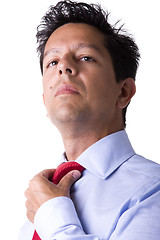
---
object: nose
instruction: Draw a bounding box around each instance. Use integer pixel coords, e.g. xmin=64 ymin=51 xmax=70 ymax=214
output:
xmin=59 ymin=68 xmax=72 ymax=74
xmin=58 ymin=55 xmax=78 ymax=76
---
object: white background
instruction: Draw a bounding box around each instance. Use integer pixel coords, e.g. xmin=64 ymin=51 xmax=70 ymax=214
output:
xmin=0 ymin=0 xmax=159 ymax=239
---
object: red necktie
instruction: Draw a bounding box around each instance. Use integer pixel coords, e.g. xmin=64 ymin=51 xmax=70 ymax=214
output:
xmin=32 ymin=161 xmax=85 ymax=240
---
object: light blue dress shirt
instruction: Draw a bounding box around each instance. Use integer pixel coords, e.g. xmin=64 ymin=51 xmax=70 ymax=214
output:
xmin=19 ymin=130 xmax=160 ymax=240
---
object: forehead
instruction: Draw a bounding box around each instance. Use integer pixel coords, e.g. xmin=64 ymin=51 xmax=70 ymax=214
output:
xmin=44 ymin=23 xmax=106 ymax=52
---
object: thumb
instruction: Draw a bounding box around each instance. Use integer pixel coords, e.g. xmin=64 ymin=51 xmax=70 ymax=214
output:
xmin=59 ymin=170 xmax=81 ymax=191
xmin=71 ymin=170 xmax=82 ymax=181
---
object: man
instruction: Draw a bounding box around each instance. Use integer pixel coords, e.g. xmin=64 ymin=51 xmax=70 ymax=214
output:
xmin=19 ymin=0 xmax=160 ymax=239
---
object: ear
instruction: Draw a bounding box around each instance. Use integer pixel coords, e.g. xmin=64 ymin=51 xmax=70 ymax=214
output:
xmin=117 ymin=78 xmax=136 ymax=109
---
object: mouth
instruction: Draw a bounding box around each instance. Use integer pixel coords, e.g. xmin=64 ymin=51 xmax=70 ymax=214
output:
xmin=55 ymin=84 xmax=80 ymax=97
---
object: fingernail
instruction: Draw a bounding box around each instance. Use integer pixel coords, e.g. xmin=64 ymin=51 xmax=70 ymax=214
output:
xmin=72 ymin=170 xmax=81 ymax=180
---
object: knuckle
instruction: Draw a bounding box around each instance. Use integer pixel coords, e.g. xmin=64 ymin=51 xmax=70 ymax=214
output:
xmin=65 ymin=171 xmax=75 ymax=182
xmin=28 ymin=178 xmax=33 ymax=187
xmin=32 ymin=174 xmax=40 ymax=182
xmin=41 ymin=168 xmax=50 ymax=174
xmin=25 ymin=201 xmax=35 ymax=223
xmin=29 ymin=175 xmax=41 ymax=187
xmin=65 ymin=174 xmax=72 ymax=183
xmin=58 ymin=172 xmax=73 ymax=189
xmin=25 ymin=200 xmax=29 ymax=208
xmin=24 ymin=189 xmax=28 ymax=198
xmin=26 ymin=210 xmax=32 ymax=222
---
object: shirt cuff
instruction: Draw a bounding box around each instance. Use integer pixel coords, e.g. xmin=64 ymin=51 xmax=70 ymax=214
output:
xmin=34 ymin=197 xmax=83 ymax=240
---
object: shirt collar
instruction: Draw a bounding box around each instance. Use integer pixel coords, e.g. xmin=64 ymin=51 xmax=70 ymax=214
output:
xmin=61 ymin=130 xmax=135 ymax=179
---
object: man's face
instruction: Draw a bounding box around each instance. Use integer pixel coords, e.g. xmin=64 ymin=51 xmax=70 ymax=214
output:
xmin=43 ymin=23 xmax=122 ymax=131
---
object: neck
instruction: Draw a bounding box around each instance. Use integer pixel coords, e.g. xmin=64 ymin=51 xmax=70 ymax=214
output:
xmin=59 ymin=123 xmax=124 ymax=161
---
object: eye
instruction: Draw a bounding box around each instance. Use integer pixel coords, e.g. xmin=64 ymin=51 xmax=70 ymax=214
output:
xmin=80 ymin=56 xmax=95 ymax=62
xmin=47 ymin=60 xmax=58 ymax=68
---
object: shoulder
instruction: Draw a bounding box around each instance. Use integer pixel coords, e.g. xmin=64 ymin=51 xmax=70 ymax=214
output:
xmin=125 ymin=154 xmax=160 ymax=180
xmin=120 ymin=155 xmax=160 ymax=202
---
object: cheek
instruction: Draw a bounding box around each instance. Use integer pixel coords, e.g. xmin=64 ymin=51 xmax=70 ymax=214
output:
xmin=42 ymin=76 xmax=58 ymax=110
xmin=43 ymin=74 xmax=48 ymax=89
xmin=43 ymin=70 xmax=57 ymax=87
xmin=87 ymin=77 xmax=119 ymax=108
xmin=42 ymin=81 xmax=49 ymax=102
xmin=42 ymin=74 xmax=54 ymax=98
xmin=42 ymin=79 xmax=52 ymax=109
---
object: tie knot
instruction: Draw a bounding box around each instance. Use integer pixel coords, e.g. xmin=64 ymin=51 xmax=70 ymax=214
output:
xmin=52 ymin=161 xmax=85 ymax=184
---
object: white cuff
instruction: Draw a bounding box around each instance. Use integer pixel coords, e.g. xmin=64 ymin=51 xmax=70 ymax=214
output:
xmin=34 ymin=197 xmax=82 ymax=240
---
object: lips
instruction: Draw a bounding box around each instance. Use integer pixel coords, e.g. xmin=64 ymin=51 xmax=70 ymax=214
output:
xmin=55 ymin=84 xmax=80 ymax=96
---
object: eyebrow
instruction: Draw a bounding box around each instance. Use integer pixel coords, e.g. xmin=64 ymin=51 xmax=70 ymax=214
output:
xmin=43 ymin=43 xmax=102 ymax=59
xmin=74 ymin=43 xmax=102 ymax=53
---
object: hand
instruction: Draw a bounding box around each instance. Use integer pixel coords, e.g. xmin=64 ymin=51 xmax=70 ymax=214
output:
xmin=25 ymin=168 xmax=81 ymax=223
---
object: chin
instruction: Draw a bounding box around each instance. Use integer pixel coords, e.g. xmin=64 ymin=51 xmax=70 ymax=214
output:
xmin=50 ymin=108 xmax=78 ymax=123
xmin=49 ymin=105 xmax=90 ymax=126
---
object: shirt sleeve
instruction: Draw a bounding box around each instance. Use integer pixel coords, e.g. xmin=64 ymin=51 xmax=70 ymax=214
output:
xmin=18 ymin=220 xmax=35 ymax=240
xmin=34 ymin=180 xmax=160 ymax=240
xmin=109 ymin=179 xmax=160 ymax=240
xmin=34 ymin=197 xmax=100 ymax=240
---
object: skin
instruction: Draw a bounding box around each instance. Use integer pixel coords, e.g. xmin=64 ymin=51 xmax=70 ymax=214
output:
xmin=25 ymin=23 xmax=136 ymax=223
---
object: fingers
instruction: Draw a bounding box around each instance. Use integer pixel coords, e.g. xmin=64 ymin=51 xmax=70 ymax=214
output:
xmin=24 ymin=168 xmax=82 ymax=222
xmin=25 ymin=196 xmax=36 ymax=223
xmin=25 ymin=187 xmax=39 ymax=223
xmin=58 ymin=170 xmax=81 ymax=196
xmin=39 ymin=168 xmax=56 ymax=181
xmin=25 ymin=169 xmax=56 ymax=222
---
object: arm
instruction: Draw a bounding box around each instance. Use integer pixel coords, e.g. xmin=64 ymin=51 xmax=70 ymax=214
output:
xmin=34 ymin=197 xmax=100 ymax=240
xmin=25 ymin=168 xmax=81 ymax=223
xmin=33 ymin=181 xmax=160 ymax=240
xmin=25 ymin=170 xmax=160 ymax=240
xmin=25 ymin=169 xmax=100 ymax=239
xmin=109 ymin=179 xmax=160 ymax=240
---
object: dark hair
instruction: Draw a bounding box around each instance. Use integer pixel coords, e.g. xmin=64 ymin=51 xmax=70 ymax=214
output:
xmin=36 ymin=0 xmax=140 ymax=127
